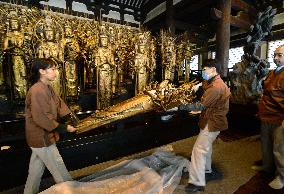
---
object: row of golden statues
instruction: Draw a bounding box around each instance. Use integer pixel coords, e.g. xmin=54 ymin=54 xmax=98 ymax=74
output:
xmin=0 ymin=3 xmax=194 ymax=110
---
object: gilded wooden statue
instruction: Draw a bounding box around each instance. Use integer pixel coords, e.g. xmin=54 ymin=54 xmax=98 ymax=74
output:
xmin=36 ymin=16 xmax=64 ymax=96
xmin=3 ymin=10 xmax=27 ymax=100
xmin=95 ymin=25 xmax=116 ymax=110
xmin=149 ymin=38 xmax=157 ymax=82
xmin=108 ymin=25 xmax=118 ymax=94
xmin=175 ymin=33 xmax=195 ymax=81
xmin=115 ymin=27 xmax=136 ymax=89
xmin=134 ymin=32 xmax=150 ymax=95
xmin=79 ymin=20 xmax=98 ymax=88
xmin=63 ymin=22 xmax=80 ymax=100
xmin=161 ymin=30 xmax=176 ymax=82
xmin=0 ymin=7 xmax=5 ymax=89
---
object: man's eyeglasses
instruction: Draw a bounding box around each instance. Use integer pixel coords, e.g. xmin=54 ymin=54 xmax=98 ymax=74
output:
xmin=273 ymin=53 xmax=284 ymax=58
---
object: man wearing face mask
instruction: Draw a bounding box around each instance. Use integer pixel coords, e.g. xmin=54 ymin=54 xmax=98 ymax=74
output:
xmin=252 ymin=45 xmax=284 ymax=189
xmin=178 ymin=59 xmax=231 ymax=192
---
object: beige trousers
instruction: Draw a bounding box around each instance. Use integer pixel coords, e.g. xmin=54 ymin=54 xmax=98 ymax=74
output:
xmin=189 ymin=125 xmax=220 ymax=186
xmin=23 ymin=144 xmax=72 ymax=194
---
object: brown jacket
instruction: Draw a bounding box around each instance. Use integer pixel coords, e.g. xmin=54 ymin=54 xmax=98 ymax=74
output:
xmin=25 ymin=81 xmax=70 ymax=148
xmin=199 ymin=75 xmax=231 ymax=132
xmin=258 ymin=68 xmax=284 ymax=125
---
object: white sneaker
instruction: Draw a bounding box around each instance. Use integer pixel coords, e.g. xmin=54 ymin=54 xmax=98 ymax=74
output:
xmin=269 ymin=176 xmax=284 ymax=189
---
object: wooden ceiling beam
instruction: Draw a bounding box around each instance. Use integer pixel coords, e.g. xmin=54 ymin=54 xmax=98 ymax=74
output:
xmin=141 ymin=0 xmax=164 ymax=21
xmin=143 ymin=11 xmax=169 ymax=33
xmin=128 ymin=0 xmax=134 ymax=6
xmin=134 ymin=0 xmax=141 ymax=7
xmin=145 ymin=20 xmax=166 ymax=32
xmin=138 ymin=0 xmax=144 ymax=8
xmin=175 ymin=20 xmax=206 ymax=32
xmin=106 ymin=0 xmax=140 ymax=11
xmin=175 ymin=0 xmax=213 ymax=17
xmin=143 ymin=0 xmax=164 ymax=11
xmin=131 ymin=0 xmax=137 ymax=7
xmin=211 ymin=8 xmax=252 ymax=30
xmin=231 ymin=0 xmax=257 ymax=15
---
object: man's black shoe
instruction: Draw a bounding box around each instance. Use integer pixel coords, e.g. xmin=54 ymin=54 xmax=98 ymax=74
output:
xmin=205 ymin=170 xmax=223 ymax=182
xmin=253 ymin=159 xmax=262 ymax=166
xmin=251 ymin=160 xmax=264 ymax=171
xmin=251 ymin=160 xmax=276 ymax=174
xmin=184 ymin=183 xmax=205 ymax=193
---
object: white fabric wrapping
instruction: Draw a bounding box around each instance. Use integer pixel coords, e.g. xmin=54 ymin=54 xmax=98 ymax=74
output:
xmin=40 ymin=148 xmax=190 ymax=194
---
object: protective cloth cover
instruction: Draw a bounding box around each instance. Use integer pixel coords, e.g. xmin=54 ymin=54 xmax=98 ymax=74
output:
xmin=40 ymin=147 xmax=190 ymax=194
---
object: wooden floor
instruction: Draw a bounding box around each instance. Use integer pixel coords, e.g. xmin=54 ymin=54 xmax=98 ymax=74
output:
xmin=235 ymin=172 xmax=284 ymax=194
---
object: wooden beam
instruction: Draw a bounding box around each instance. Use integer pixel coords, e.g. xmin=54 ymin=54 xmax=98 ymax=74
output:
xmin=211 ymin=8 xmax=223 ymax=20
xmin=99 ymin=1 xmax=142 ymax=22
xmin=175 ymin=0 xmax=213 ymax=18
xmin=231 ymin=0 xmax=257 ymax=15
xmin=128 ymin=0 xmax=134 ymax=6
xmin=231 ymin=11 xmax=252 ymax=29
xmin=142 ymin=0 xmax=164 ymax=13
xmin=105 ymin=0 xmax=140 ymax=11
xmin=135 ymin=0 xmax=141 ymax=8
xmin=66 ymin=0 xmax=72 ymax=11
xmin=175 ymin=20 xmax=207 ymax=32
xmin=166 ymin=0 xmax=175 ymax=35
xmin=138 ymin=0 xmax=144 ymax=8
xmin=211 ymin=8 xmax=252 ymax=30
xmin=143 ymin=16 xmax=166 ymax=32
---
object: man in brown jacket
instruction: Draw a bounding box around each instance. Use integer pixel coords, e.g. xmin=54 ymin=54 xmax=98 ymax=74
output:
xmin=253 ymin=45 xmax=284 ymax=189
xmin=179 ymin=59 xmax=231 ymax=192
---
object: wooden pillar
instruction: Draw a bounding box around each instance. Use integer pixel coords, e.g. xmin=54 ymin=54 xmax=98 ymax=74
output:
xmin=201 ymin=46 xmax=209 ymax=67
xmin=198 ymin=54 xmax=202 ymax=70
xmin=29 ymin=0 xmax=39 ymax=6
xmin=259 ymin=41 xmax=268 ymax=59
xmin=66 ymin=0 xmax=72 ymax=11
xmin=119 ymin=5 xmax=125 ymax=22
xmin=166 ymin=0 xmax=175 ymax=35
xmin=185 ymin=59 xmax=190 ymax=82
xmin=216 ymin=0 xmax=231 ymax=77
xmin=208 ymin=51 xmax=215 ymax=59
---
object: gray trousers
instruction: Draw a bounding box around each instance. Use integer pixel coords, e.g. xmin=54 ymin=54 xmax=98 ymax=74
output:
xmin=23 ymin=144 xmax=72 ymax=194
xmin=260 ymin=121 xmax=284 ymax=179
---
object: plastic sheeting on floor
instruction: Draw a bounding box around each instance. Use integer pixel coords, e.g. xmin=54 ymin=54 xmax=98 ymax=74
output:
xmin=39 ymin=147 xmax=190 ymax=194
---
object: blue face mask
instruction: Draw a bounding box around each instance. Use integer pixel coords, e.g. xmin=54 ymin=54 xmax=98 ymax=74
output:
xmin=202 ymin=71 xmax=210 ymax=80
